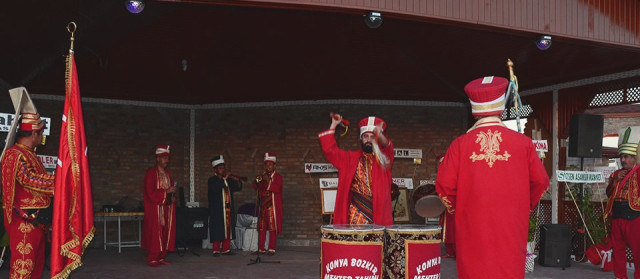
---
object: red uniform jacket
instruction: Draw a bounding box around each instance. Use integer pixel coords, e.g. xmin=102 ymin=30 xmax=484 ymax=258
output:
xmin=253 ymin=171 xmax=283 ymax=235
xmin=606 ymin=168 xmax=640 ymax=215
xmin=141 ymin=167 xmax=176 ymax=253
xmin=1 ymin=143 xmax=55 ymax=224
xmin=436 ymin=119 xmax=549 ymax=279
xmin=319 ymin=130 xmax=395 ymax=226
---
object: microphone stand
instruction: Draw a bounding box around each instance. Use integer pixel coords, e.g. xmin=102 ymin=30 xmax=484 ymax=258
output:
xmin=248 ymin=178 xmax=280 ymax=265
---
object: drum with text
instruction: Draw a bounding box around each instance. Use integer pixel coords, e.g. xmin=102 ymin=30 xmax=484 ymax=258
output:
xmin=384 ymin=225 xmax=442 ymax=279
xmin=321 ymin=224 xmax=385 ymax=278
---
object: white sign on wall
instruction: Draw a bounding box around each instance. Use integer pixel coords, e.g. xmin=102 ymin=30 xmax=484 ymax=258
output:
xmin=320 ymin=177 xmax=416 ymax=189
xmin=304 ymin=163 xmax=338 ymax=173
xmin=319 ymin=178 xmax=339 ymax=188
xmin=0 ymin=113 xmax=51 ymax=136
xmin=392 ymin=178 xmax=414 ymax=189
xmin=394 ymin=148 xmax=422 ymax=159
xmin=532 ymin=140 xmax=548 ymax=152
xmin=556 ymin=170 xmax=605 ymax=183
xmin=37 ymin=155 xmax=57 ymax=169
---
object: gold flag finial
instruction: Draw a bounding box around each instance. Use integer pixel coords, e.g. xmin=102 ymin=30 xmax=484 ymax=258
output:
xmin=507 ymin=58 xmax=523 ymax=132
xmin=507 ymin=59 xmax=518 ymax=91
xmin=67 ymin=22 xmax=77 ymax=52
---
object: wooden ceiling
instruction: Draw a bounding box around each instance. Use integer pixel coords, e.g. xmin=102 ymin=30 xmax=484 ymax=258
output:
xmin=1 ymin=0 xmax=640 ymax=105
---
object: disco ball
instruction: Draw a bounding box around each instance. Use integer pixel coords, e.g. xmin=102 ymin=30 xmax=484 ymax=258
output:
xmin=125 ymin=0 xmax=145 ymax=14
xmin=535 ymin=35 xmax=552 ymax=51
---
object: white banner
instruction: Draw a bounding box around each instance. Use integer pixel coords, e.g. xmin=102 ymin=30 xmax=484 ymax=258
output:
xmin=585 ymin=166 xmax=616 ymax=181
xmin=584 ymin=166 xmax=617 ymax=202
xmin=556 ymin=170 xmax=605 ymax=183
xmin=320 ymin=177 xmax=416 ymax=189
xmin=304 ymin=163 xmax=338 ymax=173
xmin=1 ymin=112 xmax=51 ymax=136
xmin=532 ymin=140 xmax=548 ymax=152
xmin=394 ymin=148 xmax=422 ymax=159
xmin=37 ymin=155 xmax=57 ymax=169
xmin=319 ymin=178 xmax=339 ymax=188
xmin=393 ymin=178 xmax=414 ymax=189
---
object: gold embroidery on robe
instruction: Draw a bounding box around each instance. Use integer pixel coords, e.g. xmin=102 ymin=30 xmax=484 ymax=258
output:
xmin=470 ymin=129 xmax=511 ymax=168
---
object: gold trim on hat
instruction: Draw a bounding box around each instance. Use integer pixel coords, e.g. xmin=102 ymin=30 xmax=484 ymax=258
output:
xmin=21 ymin=113 xmax=44 ymax=130
xmin=471 ymin=100 xmax=505 ymax=111
xmin=618 ymin=143 xmax=638 ymax=156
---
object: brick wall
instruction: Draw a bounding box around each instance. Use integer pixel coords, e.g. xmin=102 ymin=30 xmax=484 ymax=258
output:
xmin=604 ymin=116 xmax=640 ymax=135
xmin=9 ymin=98 xmax=468 ymax=246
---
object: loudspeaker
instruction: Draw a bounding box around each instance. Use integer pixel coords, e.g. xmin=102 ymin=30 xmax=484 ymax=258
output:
xmin=538 ymin=224 xmax=572 ymax=267
xmin=178 ymin=187 xmax=186 ymax=208
xmin=568 ymin=114 xmax=603 ymax=158
xmin=176 ymin=207 xmax=209 ymax=242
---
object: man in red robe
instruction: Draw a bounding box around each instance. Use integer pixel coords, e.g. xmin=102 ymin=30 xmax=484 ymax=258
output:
xmin=605 ymin=126 xmax=640 ymax=279
xmin=141 ymin=145 xmax=177 ymax=267
xmin=318 ymin=114 xmax=395 ymax=226
xmin=436 ymin=76 xmax=549 ymax=279
xmin=253 ymin=152 xmax=283 ymax=256
xmin=1 ymin=112 xmax=56 ymax=279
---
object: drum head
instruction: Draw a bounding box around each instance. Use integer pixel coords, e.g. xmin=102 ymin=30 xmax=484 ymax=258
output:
xmin=411 ymin=184 xmax=436 ymax=204
xmin=414 ymin=195 xmax=446 ymax=218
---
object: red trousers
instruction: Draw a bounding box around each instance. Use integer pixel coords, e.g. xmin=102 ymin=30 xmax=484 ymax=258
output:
xmin=6 ymin=218 xmax=46 ymax=279
xmin=611 ymin=217 xmax=640 ymax=279
xmin=147 ymin=250 xmax=168 ymax=264
xmin=258 ymin=230 xmax=277 ymax=252
xmin=212 ymin=239 xmax=231 ymax=253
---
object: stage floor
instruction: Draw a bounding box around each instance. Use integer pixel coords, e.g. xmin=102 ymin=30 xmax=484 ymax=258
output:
xmin=0 ymin=244 xmax=634 ymax=278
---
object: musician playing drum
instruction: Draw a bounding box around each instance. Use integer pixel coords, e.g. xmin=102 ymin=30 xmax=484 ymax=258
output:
xmin=318 ymin=114 xmax=395 ymax=226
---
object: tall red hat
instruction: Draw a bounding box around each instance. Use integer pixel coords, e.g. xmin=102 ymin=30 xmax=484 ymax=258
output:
xmin=19 ymin=112 xmax=45 ymax=132
xmin=264 ymin=152 xmax=276 ymax=163
xmin=358 ymin=116 xmax=386 ymax=137
xmin=464 ymin=76 xmax=508 ymax=116
xmin=155 ymin=145 xmax=170 ymax=157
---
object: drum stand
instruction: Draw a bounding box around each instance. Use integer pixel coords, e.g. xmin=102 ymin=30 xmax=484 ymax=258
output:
xmin=248 ymin=181 xmax=280 ymax=265
xmin=176 ymin=237 xmax=201 ymax=257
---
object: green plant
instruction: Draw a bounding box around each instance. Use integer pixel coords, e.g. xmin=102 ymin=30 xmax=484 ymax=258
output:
xmin=569 ymin=183 xmax=609 ymax=245
xmin=528 ymin=214 xmax=538 ymax=242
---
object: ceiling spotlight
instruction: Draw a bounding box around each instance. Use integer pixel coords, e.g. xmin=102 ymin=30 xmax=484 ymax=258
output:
xmin=535 ymin=35 xmax=552 ymax=50
xmin=364 ymin=11 xmax=383 ymax=29
xmin=125 ymin=0 xmax=145 ymax=14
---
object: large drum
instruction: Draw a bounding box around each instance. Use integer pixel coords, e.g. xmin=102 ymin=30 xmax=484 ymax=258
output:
xmin=412 ymin=184 xmax=446 ymax=218
xmin=321 ymin=224 xmax=385 ymax=278
xmin=384 ymin=225 xmax=442 ymax=279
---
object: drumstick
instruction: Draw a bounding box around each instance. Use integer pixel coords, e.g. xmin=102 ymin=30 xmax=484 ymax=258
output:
xmin=329 ymin=112 xmax=350 ymax=127
xmin=329 ymin=112 xmax=350 ymax=136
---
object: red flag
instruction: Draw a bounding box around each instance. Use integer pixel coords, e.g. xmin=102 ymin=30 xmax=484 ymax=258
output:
xmin=50 ymin=50 xmax=95 ymax=279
